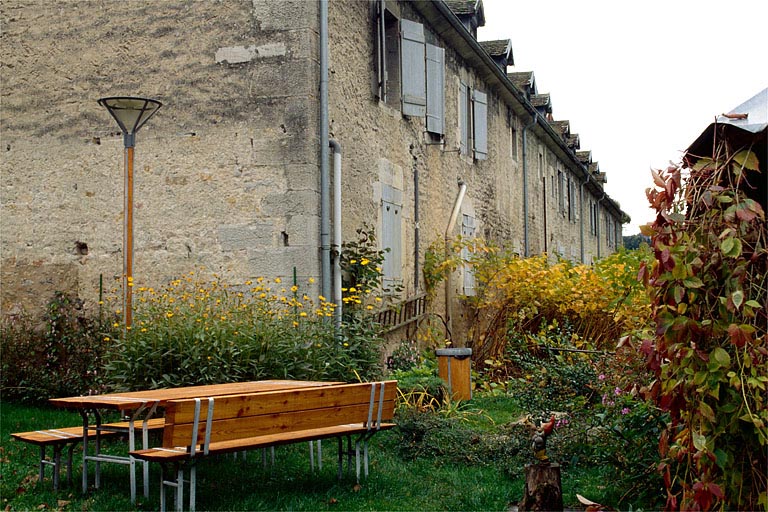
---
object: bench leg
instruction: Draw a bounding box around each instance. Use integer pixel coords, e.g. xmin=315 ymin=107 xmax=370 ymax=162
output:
xmin=66 ymin=444 xmax=76 ymax=488
xmin=309 ymin=440 xmax=323 ymax=471
xmin=52 ymin=445 xmax=62 ymax=490
xmin=38 ymin=446 xmax=46 ymax=483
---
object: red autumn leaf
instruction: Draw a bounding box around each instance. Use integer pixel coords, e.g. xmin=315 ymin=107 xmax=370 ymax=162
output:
xmin=708 ymin=482 xmax=725 ymax=499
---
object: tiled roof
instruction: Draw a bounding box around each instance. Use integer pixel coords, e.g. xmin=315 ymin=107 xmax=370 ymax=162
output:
xmin=531 ymin=93 xmax=551 ymax=110
xmin=576 ymin=150 xmax=592 ymax=164
xmin=549 ymin=120 xmax=570 ymax=137
xmin=444 ymin=0 xmax=479 ymax=15
xmin=565 ymin=133 xmax=580 ymax=151
xmin=507 ymin=71 xmax=534 ymax=91
xmin=479 ymin=39 xmax=511 ymax=57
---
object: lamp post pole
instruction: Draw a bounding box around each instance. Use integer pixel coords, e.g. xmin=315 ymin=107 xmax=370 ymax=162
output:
xmin=98 ymin=97 xmax=162 ymax=328
xmin=123 ymin=140 xmax=135 ymax=327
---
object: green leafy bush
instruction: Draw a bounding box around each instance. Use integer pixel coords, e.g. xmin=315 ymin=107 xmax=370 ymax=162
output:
xmin=1 ymin=292 xmax=115 ymax=403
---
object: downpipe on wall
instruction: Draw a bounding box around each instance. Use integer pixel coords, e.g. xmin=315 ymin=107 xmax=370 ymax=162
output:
xmin=521 ymin=114 xmax=538 ymax=257
xmin=330 ymin=139 xmax=342 ymax=330
xmin=444 ymin=180 xmax=467 ymax=342
xmin=320 ymin=0 xmax=331 ymax=301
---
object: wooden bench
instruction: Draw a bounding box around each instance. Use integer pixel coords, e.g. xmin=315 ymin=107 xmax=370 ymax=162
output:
xmin=131 ymin=380 xmax=397 ymax=512
xmin=11 ymin=417 xmax=165 ymax=490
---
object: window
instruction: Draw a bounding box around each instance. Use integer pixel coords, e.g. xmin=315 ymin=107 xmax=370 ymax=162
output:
xmin=375 ymin=2 xmax=400 ymax=109
xmin=558 ymin=168 xmax=566 ymax=214
xmin=589 ymin=200 xmax=598 ymax=236
xmin=381 ymin=184 xmax=403 ymax=289
xmin=375 ymin=5 xmax=445 ymax=134
xmin=461 ymin=214 xmax=476 ymax=296
xmin=459 ymin=82 xmax=488 ymax=160
xmin=511 ymin=125 xmax=518 ymax=161
xmin=507 ymin=109 xmax=518 ymax=161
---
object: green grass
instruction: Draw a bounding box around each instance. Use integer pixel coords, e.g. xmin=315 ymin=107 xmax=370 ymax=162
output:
xmin=1 ymin=400 xmax=521 ymax=511
xmin=1 ymin=397 xmax=658 ymax=511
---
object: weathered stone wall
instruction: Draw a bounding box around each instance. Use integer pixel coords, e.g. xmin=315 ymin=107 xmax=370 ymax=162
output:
xmin=1 ymin=0 xmax=321 ymax=316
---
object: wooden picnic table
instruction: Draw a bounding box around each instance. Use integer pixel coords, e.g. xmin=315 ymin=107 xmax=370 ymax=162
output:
xmin=49 ymin=379 xmax=343 ymax=502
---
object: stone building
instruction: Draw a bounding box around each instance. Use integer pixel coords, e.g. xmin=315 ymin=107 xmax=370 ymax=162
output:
xmin=1 ymin=0 xmax=628 ymax=339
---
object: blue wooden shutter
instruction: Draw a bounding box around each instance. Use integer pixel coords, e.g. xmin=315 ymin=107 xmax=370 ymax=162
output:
xmin=472 ymin=89 xmax=488 ymax=160
xmin=459 ymin=82 xmax=468 ymax=155
xmin=425 ymin=44 xmax=445 ymax=134
xmin=400 ymin=19 xmax=426 ymax=117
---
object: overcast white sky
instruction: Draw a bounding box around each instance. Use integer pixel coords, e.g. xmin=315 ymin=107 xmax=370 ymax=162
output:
xmin=479 ymin=0 xmax=768 ymax=234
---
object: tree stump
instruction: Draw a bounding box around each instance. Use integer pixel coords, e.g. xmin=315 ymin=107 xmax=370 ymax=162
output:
xmin=520 ymin=463 xmax=563 ymax=511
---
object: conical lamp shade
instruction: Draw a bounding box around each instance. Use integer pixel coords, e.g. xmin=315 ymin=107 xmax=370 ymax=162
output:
xmin=98 ymin=97 xmax=162 ymax=135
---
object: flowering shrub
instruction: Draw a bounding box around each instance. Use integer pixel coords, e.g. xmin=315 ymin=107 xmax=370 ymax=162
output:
xmin=104 ymin=270 xmax=384 ymax=391
xmin=464 ymin=246 xmax=652 ymax=365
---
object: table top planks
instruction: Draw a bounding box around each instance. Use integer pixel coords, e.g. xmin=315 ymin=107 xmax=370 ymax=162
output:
xmin=49 ymin=380 xmax=344 ymax=411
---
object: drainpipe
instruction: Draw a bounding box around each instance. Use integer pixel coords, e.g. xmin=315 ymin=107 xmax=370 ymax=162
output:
xmin=414 ymin=161 xmax=420 ymax=291
xmin=521 ymin=114 xmax=537 ymax=257
xmin=444 ymin=180 xmax=467 ymax=342
xmin=330 ymin=139 xmax=342 ymax=329
xmin=319 ymin=0 xmax=331 ymax=301
xmin=579 ymin=176 xmax=587 ymax=263
xmin=542 ymin=177 xmax=548 ymax=254
xmin=596 ymin=192 xmax=606 ymax=259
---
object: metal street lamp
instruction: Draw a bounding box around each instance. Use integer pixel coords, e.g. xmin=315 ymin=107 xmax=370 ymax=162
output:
xmin=98 ymin=96 xmax=162 ymax=328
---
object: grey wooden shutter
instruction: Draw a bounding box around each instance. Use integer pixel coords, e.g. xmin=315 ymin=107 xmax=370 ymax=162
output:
xmin=382 ymin=184 xmax=403 ymax=287
xmin=425 ymin=44 xmax=445 ymax=134
xmin=400 ymin=19 xmax=426 ymax=117
xmin=461 ymin=214 xmax=476 ymax=296
xmin=459 ymin=82 xmax=468 ymax=155
xmin=472 ymin=89 xmax=488 ymax=160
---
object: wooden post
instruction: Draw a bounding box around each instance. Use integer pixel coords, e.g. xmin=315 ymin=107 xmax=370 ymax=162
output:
xmin=520 ymin=463 xmax=563 ymax=511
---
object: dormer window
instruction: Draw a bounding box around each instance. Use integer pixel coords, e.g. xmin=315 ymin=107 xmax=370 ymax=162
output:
xmin=444 ymin=0 xmax=486 ymax=38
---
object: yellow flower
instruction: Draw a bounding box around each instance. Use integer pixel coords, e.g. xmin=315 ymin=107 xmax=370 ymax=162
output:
xmin=166 ymin=312 xmax=174 ymax=319
xmin=293 ymin=321 xmax=299 ymax=328
xmin=113 ymin=322 xmax=120 ymax=328
xmin=141 ymin=328 xmax=147 ymax=333
xmin=350 ymin=287 xmax=357 ymax=293
xmin=274 ymin=277 xmax=282 ymax=283
xmin=366 ymin=305 xmax=374 ymax=310
xmin=299 ymin=311 xmax=307 ymax=317
xmin=103 ymin=336 xmax=110 ymax=341
xmin=361 ymin=258 xmax=370 ymax=265
xmin=291 ymin=285 xmax=298 ymax=293
xmin=259 ymin=293 xmax=267 ymax=299
xmin=375 ymin=297 xmax=382 ymax=302
xmin=319 ymin=295 xmax=326 ymax=302
xmin=343 ymin=343 xmax=349 ymax=347
xmin=98 ymin=300 xmax=104 ymax=305
xmin=308 ymin=277 xmax=315 ymax=284
xmin=245 ymin=280 xmax=253 ymax=286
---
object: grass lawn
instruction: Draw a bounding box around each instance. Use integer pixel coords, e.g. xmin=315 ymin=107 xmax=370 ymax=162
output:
xmin=1 ymin=398 xmax=630 ymax=511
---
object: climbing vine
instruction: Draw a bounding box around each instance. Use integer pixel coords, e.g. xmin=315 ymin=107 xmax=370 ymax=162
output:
xmin=640 ymin=142 xmax=767 ymax=511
